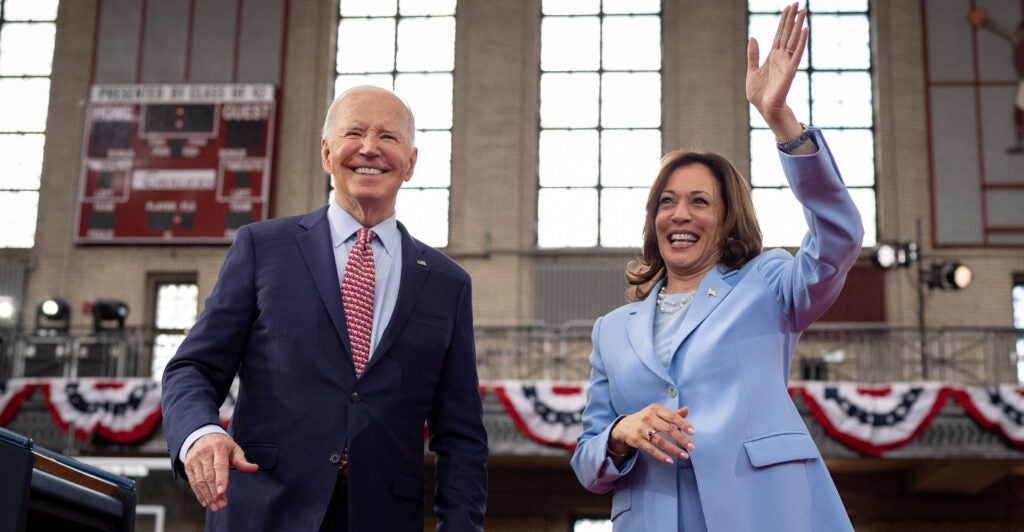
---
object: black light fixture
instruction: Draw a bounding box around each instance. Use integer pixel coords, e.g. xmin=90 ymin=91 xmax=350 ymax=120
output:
xmin=924 ymin=261 xmax=973 ymax=290
xmin=92 ymin=299 xmax=129 ymax=332
xmin=35 ymin=298 xmax=71 ymax=336
xmin=871 ymin=241 xmax=918 ymax=269
xmin=0 ymin=295 xmax=14 ymax=325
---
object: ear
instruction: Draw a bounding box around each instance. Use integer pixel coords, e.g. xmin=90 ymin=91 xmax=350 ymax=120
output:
xmin=320 ymin=138 xmax=332 ymax=175
xmin=404 ymin=147 xmax=418 ymax=183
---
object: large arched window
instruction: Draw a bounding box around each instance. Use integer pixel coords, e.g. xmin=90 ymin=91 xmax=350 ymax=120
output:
xmin=333 ymin=0 xmax=456 ymax=247
xmin=537 ymin=0 xmax=662 ymax=248
xmin=748 ymin=0 xmax=876 ymax=248
xmin=0 ymin=0 xmax=57 ymax=248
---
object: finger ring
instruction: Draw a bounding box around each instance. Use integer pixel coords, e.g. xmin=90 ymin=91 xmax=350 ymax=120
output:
xmin=785 ymin=48 xmax=795 ymax=54
xmin=647 ymin=430 xmax=656 ymax=442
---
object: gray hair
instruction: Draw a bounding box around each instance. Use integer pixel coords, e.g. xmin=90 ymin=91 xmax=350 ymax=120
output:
xmin=321 ymin=85 xmax=416 ymax=144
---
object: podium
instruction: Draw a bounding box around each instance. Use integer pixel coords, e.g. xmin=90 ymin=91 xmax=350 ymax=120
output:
xmin=0 ymin=428 xmax=137 ymax=531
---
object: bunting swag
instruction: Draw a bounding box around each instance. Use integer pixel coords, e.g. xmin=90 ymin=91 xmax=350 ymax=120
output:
xmin=798 ymin=382 xmax=952 ymax=457
xmin=0 ymin=379 xmax=33 ymax=426
xmin=492 ymin=380 xmax=587 ymax=450
xmin=40 ymin=378 xmax=163 ymax=443
xmin=953 ymin=385 xmax=1024 ymax=448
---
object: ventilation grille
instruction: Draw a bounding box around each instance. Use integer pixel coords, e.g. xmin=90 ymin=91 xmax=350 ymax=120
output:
xmin=533 ymin=264 xmax=628 ymax=325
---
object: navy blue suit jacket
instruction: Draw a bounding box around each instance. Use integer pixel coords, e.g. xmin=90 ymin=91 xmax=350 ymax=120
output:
xmin=162 ymin=206 xmax=488 ymax=531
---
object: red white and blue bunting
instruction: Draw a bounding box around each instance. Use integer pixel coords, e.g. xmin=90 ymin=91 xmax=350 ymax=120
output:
xmin=492 ymin=380 xmax=587 ymax=450
xmin=2 ymin=378 xmax=1024 ymax=455
xmin=796 ymin=382 xmax=952 ymax=456
xmin=953 ymin=384 xmax=1024 ymax=448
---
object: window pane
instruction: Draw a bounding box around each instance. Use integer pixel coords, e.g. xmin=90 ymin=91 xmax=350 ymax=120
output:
xmin=748 ymin=0 xmax=794 ymax=12
xmin=602 ymin=0 xmax=659 ymax=15
xmin=151 ymin=333 xmax=186 ymax=381
xmin=602 ymin=16 xmax=660 ymax=71
xmin=811 ymin=71 xmax=873 ymax=127
xmin=540 ymin=73 xmax=600 ymax=128
xmin=539 ymin=130 xmax=599 ymax=187
xmin=3 ymin=0 xmax=58 ymax=20
xmin=335 ymin=74 xmax=395 ymax=97
xmin=848 ymin=188 xmax=875 ymax=247
xmin=396 ymin=188 xmax=448 ymax=247
xmin=410 ymin=130 xmax=451 ymax=187
xmin=808 ymin=0 xmax=869 ymax=13
xmin=0 ymin=23 xmax=56 ymax=76
xmin=541 ymin=17 xmax=600 ymax=71
xmin=397 ymin=17 xmax=455 ymax=72
xmin=538 ymin=188 xmax=598 ymax=247
xmin=340 ymin=0 xmax=397 ymax=17
xmin=753 ymin=188 xmax=805 ymax=248
xmin=600 ymin=129 xmax=661 ymax=187
xmin=750 ymin=129 xmax=786 ymax=187
xmin=600 ymin=188 xmax=647 ymax=247
xmin=601 ymin=72 xmax=660 ymax=128
xmin=0 ymin=191 xmax=38 ymax=247
xmin=0 ymin=134 xmax=44 ymax=189
xmin=820 ymin=128 xmax=875 ymax=186
xmin=542 ymin=0 xmax=599 ymax=16
xmin=0 ymin=78 xmax=51 ymax=132
xmin=396 ymin=73 xmax=452 ymax=129
xmin=155 ymin=284 xmax=199 ymax=330
xmin=400 ymin=0 xmax=456 ymax=16
xmin=337 ymin=18 xmax=397 ymax=73
xmin=811 ymin=15 xmax=870 ymax=70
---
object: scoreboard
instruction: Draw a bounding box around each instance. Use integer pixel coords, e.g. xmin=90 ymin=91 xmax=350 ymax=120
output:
xmin=75 ymin=84 xmax=276 ymax=244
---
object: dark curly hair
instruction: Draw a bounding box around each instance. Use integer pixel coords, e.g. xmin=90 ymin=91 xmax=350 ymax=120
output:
xmin=625 ymin=150 xmax=763 ymax=302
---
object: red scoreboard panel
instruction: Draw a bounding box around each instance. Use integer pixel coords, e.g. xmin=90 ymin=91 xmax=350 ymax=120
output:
xmin=76 ymin=84 xmax=276 ymax=244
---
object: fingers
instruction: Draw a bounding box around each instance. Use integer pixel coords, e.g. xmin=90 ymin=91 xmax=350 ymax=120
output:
xmin=184 ymin=434 xmax=251 ymax=512
xmin=613 ymin=404 xmax=697 ymax=464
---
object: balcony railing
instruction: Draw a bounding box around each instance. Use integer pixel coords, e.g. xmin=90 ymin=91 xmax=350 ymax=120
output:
xmin=1 ymin=323 xmax=1021 ymax=384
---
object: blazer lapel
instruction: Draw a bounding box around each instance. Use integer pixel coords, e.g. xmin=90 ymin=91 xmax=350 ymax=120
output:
xmin=667 ymin=265 xmax=739 ymax=356
xmin=625 ymin=283 xmax=673 ymax=383
xmin=364 ymin=222 xmax=429 ymax=373
xmin=295 ymin=207 xmax=351 ymax=357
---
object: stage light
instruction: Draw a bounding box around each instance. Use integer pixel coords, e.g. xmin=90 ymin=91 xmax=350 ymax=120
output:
xmin=92 ymin=299 xmax=129 ymax=332
xmin=926 ymin=262 xmax=973 ymax=290
xmin=35 ymin=298 xmax=71 ymax=336
xmin=871 ymin=241 xmax=917 ymax=269
xmin=0 ymin=296 xmax=13 ymax=322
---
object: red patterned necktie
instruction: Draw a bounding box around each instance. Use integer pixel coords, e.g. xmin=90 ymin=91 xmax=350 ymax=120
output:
xmin=342 ymin=228 xmax=375 ymax=378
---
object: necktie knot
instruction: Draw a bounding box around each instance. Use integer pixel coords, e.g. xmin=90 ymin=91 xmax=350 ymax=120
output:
xmin=356 ymin=228 xmax=375 ymax=246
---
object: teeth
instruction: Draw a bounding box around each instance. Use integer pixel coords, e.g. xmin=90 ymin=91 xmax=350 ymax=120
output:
xmin=353 ymin=167 xmax=383 ymax=175
xmin=671 ymin=233 xmax=697 ymax=242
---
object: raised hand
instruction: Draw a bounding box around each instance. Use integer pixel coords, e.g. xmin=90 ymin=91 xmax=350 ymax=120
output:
xmin=746 ymin=3 xmax=807 ymax=138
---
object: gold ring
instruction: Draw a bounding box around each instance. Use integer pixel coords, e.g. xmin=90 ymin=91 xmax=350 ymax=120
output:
xmin=785 ymin=48 xmax=795 ymax=54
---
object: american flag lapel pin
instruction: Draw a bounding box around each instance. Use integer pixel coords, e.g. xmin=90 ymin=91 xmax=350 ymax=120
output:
xmin=707 ymin=289 xmax=717 ymax=297
xmin=416 ymin=259 xmax=427 ymax=266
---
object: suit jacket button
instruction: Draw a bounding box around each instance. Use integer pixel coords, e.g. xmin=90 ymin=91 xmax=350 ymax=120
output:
xmin=350 ymin=392 xmax=360 ymax=403
xmin=329 ymin=452 xmax=341 ymax=464
xmin=667 ymin=386 xmax=678 ymax=398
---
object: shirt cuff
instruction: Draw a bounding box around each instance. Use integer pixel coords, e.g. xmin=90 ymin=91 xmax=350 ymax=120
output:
xmin=179 ymin=424 xmax=229 ymax=464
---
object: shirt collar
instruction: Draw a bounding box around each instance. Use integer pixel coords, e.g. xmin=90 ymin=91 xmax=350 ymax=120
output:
xmin=327 ymin=201 xmax=400 ymax=257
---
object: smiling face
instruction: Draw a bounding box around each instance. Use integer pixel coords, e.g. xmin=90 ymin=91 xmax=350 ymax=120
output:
xmin=654 ymin=162 xmax=725 ymax=289
xmin=321 ymin=86 xmax=418 ymax=226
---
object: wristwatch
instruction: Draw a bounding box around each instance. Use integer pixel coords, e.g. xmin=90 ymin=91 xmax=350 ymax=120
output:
xmin=777 ymin=123 xmax=812 ymax=152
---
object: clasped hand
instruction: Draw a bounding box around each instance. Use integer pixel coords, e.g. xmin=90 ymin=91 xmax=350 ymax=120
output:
xmin=609 ymin=404 xmax=695 ymax=464
xmin=183 ymin=433 xmax=258 ymax=511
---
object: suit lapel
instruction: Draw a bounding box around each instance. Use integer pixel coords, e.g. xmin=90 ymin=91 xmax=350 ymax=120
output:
xmin=667 ymin=266 xmax=739 ymax=357
xmin=626 ymin=283 xmax=673 ymax=383
xmin=365 ymin=222 xmax=429 ymax=374
xmin=295 ymin=207 xmax=352 ymax=358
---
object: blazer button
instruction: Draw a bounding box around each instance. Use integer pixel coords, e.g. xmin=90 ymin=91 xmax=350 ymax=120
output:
xmin=667 ymin=386 xmax=678 ymax=398
xmin=329 ymin=452 xmax=341 ymax=464
xmin=350 ymin=392 xmax=360 ymax=403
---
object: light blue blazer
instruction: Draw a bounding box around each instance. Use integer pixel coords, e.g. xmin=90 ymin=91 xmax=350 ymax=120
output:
xmin=571 ymin=129 xmax=863 ymax=531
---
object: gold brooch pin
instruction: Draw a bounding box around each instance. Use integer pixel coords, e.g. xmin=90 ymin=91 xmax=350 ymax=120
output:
xmin=707 ymin=289 xmax=717 ymax=297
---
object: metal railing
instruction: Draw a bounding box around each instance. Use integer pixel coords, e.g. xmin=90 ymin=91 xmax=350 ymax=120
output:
xmin=1 ymin=323 xmax=1021 ymax=384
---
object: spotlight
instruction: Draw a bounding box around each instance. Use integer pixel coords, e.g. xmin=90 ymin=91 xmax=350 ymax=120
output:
xmin=35 ymin=298 xmax=71 ymax=336
xmin=872 ymin=241 xmax=918 ymax=269
xmin=925 ymin=262 xmax=973 ymax=290
xmin=92 ymin=299 xmax=129 ymax=332
xmin=0 ymin=295 xmax=14 ymax=322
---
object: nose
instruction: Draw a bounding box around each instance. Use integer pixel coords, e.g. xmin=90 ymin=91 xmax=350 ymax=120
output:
xmin=670 ymin=202 xmax=690 ymax=223
xmin=359 ymin=134 xmax=381 ymax=155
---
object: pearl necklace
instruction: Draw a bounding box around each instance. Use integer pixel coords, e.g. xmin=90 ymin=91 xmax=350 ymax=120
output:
xmin=656 ymin=286 xmax=696 ymax=314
